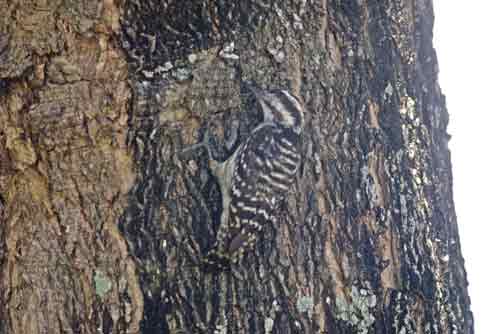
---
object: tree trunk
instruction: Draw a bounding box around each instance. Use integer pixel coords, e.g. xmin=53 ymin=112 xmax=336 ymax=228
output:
xmin=0 ymin=0 xmax=473 ymax=333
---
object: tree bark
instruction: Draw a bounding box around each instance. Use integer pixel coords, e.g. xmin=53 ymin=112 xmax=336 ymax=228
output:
xmin=0 ymin=1 xmax=473 ymax=333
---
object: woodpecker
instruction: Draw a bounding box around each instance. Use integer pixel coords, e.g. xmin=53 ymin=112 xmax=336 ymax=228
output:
xmin=187 ymin=87 xmax=305 ymax=270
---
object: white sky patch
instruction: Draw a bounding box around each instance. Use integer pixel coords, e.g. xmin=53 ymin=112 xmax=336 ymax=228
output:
xmin=433 ymin=2 xmax=500 ymax=333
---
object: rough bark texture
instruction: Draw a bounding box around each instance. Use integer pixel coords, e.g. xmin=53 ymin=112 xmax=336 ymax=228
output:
xmin=0 ymin=1 xmax=473 ymax=334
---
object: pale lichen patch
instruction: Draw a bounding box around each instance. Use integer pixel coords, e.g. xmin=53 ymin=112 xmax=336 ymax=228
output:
xmin=94 ymin=270 xmax=112 ymax=298
xmin=334 ymin=285 xmax=377 ymax=334
xmin=296 ymin=294 xmax=315 ymax=318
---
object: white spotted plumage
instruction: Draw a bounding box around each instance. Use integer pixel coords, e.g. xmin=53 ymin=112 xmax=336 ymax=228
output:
xmin=201 ymin=88 xmax=305 ymax=269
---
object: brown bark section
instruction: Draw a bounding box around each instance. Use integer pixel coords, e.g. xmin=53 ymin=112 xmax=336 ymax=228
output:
xmin=0 ymin=1 xmax=473 ymax=334
xmin=0 ymin=1 xmax=143 ymax=333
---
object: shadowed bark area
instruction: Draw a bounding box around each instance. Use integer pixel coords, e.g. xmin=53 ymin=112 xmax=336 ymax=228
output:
xmin=0 ymin=0 xmax=473 ymax=334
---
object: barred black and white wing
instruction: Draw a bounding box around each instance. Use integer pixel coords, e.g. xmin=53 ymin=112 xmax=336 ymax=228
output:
xmin=220 ymin=123 xmax=301 ymax=260
xmin=201 ymin=88 xmax=304 ymax=270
